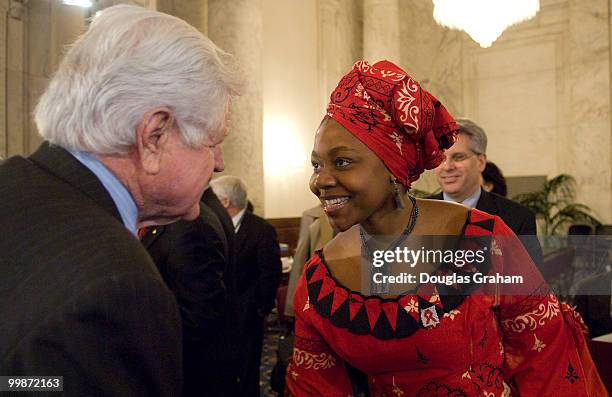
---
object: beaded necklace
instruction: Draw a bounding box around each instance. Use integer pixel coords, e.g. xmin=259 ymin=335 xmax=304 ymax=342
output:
xmin=359 ymin=195 xmax=419 ymax=294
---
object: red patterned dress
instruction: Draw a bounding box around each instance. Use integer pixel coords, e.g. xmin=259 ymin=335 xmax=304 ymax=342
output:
xmin=286 ymin=209 xmax=607 ymax=397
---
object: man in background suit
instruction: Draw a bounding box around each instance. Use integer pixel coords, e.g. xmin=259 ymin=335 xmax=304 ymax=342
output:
xmin=211 ymin=176 xmax=282 ymax=397
xmin=141 ymin=202 xmax=239 ymax=397
xmin=0 ymin=5 xmax=241 ymax=396
xmin=202 ymin=185 xmax=237 ymax=298
xmin=432 ymin=118 xmax=542 ymax=266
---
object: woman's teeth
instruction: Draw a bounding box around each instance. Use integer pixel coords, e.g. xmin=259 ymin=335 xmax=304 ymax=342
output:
xmin=323 ymin=197 xmax=349 ymax=212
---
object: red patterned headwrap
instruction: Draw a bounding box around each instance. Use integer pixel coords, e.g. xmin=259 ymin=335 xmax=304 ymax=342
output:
xmin=326 ymin=60 xmax=458 ymax=188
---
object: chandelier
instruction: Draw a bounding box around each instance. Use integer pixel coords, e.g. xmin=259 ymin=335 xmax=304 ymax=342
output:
xmin=432 ymin=0 xmax=540 ymax=48
xmin=63 ymin=0 xmax=93 ymax=6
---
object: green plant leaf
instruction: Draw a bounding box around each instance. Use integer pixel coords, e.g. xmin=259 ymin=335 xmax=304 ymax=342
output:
xmin=512 ymin=174 xmax=600 ymax=235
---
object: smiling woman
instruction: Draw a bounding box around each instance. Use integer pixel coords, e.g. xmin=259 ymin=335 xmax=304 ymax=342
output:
xmin=310 ymin=118 xmax=397 ymax=233
xmin=285 ymin=60 xmax=606 ymax=397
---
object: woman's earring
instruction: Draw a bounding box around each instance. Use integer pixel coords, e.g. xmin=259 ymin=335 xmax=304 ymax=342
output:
xmin=391 ymin=177 xmax=405 ymax=209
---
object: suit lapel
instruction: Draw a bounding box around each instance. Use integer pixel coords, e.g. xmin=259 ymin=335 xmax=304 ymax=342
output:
xmin=29 ymin=142 xmax=122 ymax=222
xmin=475 ymin=188 xmax=499 ymax=215
xmin=429 ymin=192 xmax=444 ymax=200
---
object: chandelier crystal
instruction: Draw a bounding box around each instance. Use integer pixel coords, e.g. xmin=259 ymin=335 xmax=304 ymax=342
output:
xmin=432 ymin=0 xmax=540 ymax=48
xmin=63 ymin=0 xmax=93 ymax=6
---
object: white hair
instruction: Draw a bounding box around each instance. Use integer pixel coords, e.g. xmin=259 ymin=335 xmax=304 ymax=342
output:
xmin=210 ymin=176 xmax=248 ymax=210
xmin=34 ymin=5 xmax=243 ymax=154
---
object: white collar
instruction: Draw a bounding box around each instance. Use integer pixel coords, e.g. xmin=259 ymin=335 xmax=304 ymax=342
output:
xmin=232 ymin=207 xmax=247 ymax=232
xmin=443 ymin=187 xmax=482 ymax=209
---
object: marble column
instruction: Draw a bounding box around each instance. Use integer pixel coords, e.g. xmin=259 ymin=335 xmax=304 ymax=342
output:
xmin=363 ymin=0 xmax=400 ymax=64
xmin=609 ymin=0 xmax=612 ymax=222
xmin=0 ymin=0 xmax=8 ymax=158
xmin=567 ymin=0 xmax=611 ymax=222
xmin=317 ymin=0 xmax=363 ymax=112
xmin=26 ymin=2 xmax=87 ymax=156
xmin=92 ymin=0 xmax=155 ymax=13
xmin=156 ymin=0 xmax=207 ymax=34
xmin=2 ymin=1 xmax=101 ymax=158
xmin=1 ymin=0 xmax=27 ymax=158
xmin=207 ymin=0 xmax=264 ymax=214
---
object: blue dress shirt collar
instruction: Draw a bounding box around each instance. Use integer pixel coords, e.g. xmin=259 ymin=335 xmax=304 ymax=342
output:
xmin=443 ymin=187 xmax=482 ymax=209
xmin=69 ymin=150 xmax=138 ymax=236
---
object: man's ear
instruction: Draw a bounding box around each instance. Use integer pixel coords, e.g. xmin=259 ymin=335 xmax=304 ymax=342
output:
xmin=136 ymin=107 xmax=174 ymax=174
xmin=477 ymin=153 xmax=487 ymax=173
xmin=220 ymin=197 xmax=231 ymax=209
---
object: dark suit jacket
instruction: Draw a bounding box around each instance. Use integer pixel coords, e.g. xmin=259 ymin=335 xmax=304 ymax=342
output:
xmin=142 ymin=204 xmax=236 ymax=397
xmin=574 ymin=272 xmax=612 ymax=338
xmin=0 ymin=142 xmax=182 ymax=396
xmin=142 ymin=203 xmax=227 ymax=337
xmin=235 ymin=211 xmax=282 ymax=316
xmin=430 ymin=188 xmax=543 ymax=266
xmin=202 ymin=187 xmax=237 ymax=298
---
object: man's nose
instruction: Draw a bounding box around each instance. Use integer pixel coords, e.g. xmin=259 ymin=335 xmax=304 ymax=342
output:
xmin=213 ymin=146 xmax=225 ymax=172
xmin=440 ymin=157 xmax=455 ymax=171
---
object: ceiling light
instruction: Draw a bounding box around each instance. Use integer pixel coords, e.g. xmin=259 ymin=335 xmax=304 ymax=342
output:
xmin=433 ymin=0 xmax=540 ymax=48
xmin=63 ymin=0 xmax=93 ymax=7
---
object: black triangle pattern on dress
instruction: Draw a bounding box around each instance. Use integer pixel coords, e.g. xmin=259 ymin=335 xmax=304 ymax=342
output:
xmin=437 ymin=284 xmax=468 ymax=312
xmin=330 ymin=298 xmax=351 ymax=328
xmin=307 ymin=278 xmax=323 ymax=304
xmin=305 ymin=209 xmax=498 ymax=340
xmin=317 ymin=291 xmax=334 ymax=317
xmin=305 ymin=264 xmax=317 ymax=282
xmin=373 ymin=310 xmax=395 ymax=340
xmin=395 ymin=305 xmax=420 ymax=338
xmin=471 ymin=218 xmax=495 ymax=232
xmin=348 ymin=304 xmax=370 ymax=335
xmin=418 ymin=296 xmax=435 ymax=312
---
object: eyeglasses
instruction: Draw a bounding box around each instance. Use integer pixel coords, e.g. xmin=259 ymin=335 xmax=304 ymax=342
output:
xmin=441 ymin=151 xmax=480 ymax=165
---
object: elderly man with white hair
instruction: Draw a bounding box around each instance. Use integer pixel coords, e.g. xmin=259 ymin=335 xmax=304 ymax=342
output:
xmin=0 ymin=5 xmax=242 ymax=396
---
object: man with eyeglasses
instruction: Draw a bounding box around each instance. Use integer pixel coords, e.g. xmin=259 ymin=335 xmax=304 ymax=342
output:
xmin=432 ymin=118 xmax=542 ymax=266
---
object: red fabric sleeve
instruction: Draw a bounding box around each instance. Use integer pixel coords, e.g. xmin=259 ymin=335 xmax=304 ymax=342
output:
xmin=285 ymin=266 xmax=353 ymax=397
xmin=489 ymin=217 xmax=607 ymax=396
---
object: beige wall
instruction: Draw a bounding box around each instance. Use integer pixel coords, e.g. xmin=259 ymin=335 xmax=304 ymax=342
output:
xmin=262 ymin=0 xmax=363 ymax=218
xmin=406 ymin=0 xmax=611 ymax=223
xmin=262 ymin=0 xmax=319 ymax=218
